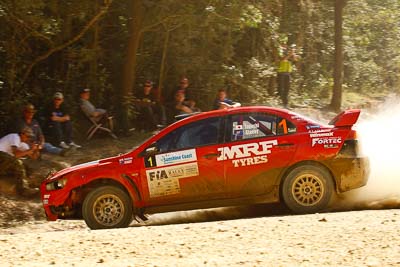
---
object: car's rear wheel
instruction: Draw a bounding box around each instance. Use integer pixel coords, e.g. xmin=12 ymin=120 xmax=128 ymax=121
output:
xmin=282 ymin=165 xmax=333 ymax=214
xmin=82 ymin=185 xmax=133 ymax=230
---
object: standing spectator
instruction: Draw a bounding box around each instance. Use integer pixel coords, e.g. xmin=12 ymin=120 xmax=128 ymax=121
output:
xmin=16 ymin=104 xmax=64 ymax=157
xmin=46 ymin=92 xmax=81 ymax=149
xmin=135 ymin=80 xmax=166 ymax=131
xmin=212 ymin=89 xmax=241 ymax=110
xmin=277 ymin=44 xmax=299 ymax=107
xmin=0 ymin=127 xmax=39 ymax=196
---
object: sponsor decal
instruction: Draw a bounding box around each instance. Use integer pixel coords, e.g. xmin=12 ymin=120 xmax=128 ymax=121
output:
xmin=217 ymin=140 xmax=278 ymax=167
xmin=243 ymin=122 xmax=260 ymax=135
xmin=306 ymin=124 xmax=321 ymax=130
xmin=324 ymin=143 xmax=340 ymax=149
xmin=309 ymin=132 xmax=334 ymax=138
xmin=43 ymin=194 xmax=50 ymax=205
xmin=308 ymin=128 xmax=332 ymax=134
xmin=312 ymin=137 xmax=342 ymax=147
xmin=232 ymin=122 xmax=264 ymax=140
xmin=119 ymin=157 xmax=133 ymax=165
xmin=154 ymin=149 xmax=197 ymax=167
xmin=146 ymin=162 xmax=199 ymax=197
xmin=308 ymin=130 xmax=342 ymax=148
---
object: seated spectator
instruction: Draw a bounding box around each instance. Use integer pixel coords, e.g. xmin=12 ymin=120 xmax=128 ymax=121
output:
xmin=0 ymin=127 xmax=39 ymax=196
xmin=79 ymin=88 xmax=113 ymax=129
xmin=166 ymin=90 xmax=195 ymax=121
xmin=213 ymin=89 xmax=241 ymax=110
xmin=135 ymin=80 xmax=166 ymax=131
xmin=45 ymin=92 xmax=81 ymax=149
xmin=16 ymin=104 xmax=65 ymax=157
xmin=167 ymin=77 xmax=200 ymax=111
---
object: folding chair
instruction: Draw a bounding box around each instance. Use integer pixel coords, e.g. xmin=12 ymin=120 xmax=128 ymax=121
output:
xmin=82 ymin=110 xmax=117 ymax=140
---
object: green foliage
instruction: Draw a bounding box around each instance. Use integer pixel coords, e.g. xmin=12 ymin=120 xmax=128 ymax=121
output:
xmin=0 ymin=0 xmax=399 ymax=134
xmin=344 ymin=0 xmax=400 ymax=92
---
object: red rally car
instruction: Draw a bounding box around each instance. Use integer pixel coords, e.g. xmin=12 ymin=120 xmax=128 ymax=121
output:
xmin=41 ymin=107 xmax=369 ymax=229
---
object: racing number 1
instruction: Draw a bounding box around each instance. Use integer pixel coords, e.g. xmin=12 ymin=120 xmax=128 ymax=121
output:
xmin=145 ymin=155 xmax=156 ymax=168
xmin=279 ymin=119 xmax=288 ymax=134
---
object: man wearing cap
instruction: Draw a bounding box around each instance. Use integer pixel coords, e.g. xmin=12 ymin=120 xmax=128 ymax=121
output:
xmin=0 ymin=127 xmax=39 ymax=196
xmin=46 ymin=92 xmax=81 ymax=149
xmin=79 ymin=88 xmax=108 ymax=122
xmin=16 ymin=104 xmax=65 ymax=156
xmin=135 ymin=80 xmax=166 ymax=131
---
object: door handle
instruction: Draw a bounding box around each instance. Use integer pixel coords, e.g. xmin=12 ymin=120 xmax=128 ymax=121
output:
xmin=203 ymin=153 xmax=220 ymax=159
xmin=277 ymin=143 xmax=294 ymax=147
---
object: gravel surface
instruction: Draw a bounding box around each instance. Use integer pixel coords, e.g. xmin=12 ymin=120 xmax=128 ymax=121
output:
xmin=0 ymin=209 xmax=399 ymax=266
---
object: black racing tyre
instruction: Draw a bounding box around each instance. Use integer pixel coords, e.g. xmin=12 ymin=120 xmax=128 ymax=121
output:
xmin=82 ymin=185 xmax=133 ymax=230
xmin=281 ymin=165 xmax=333 ymax=214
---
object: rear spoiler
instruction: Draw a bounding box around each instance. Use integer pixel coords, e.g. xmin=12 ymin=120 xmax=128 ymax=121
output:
xmin=329 ymin=109 xmax=360 ymax=127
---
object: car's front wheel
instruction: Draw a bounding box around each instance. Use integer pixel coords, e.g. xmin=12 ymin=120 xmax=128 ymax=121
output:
xmin=82 ymin=185 xmax=133 ymax=229
xmin=281 ymin=165 xmax=333 ymax=214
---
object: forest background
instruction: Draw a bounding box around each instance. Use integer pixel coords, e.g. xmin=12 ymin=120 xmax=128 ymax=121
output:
xmin=0 ymin=0 xmax=399 ymax=134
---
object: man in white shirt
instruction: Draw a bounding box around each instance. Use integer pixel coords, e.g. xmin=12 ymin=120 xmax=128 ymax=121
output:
xmin=0 ymin=127 xmax=38 ymax=196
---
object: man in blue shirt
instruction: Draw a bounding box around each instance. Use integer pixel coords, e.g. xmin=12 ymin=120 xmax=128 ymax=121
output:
xmin=46 ymin=92 xmax=81 ymax=149
xmin=212 ymin=89 xmax=241 ymax=110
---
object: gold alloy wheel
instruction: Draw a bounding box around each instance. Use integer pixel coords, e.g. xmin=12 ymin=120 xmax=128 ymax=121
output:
xmin=92 ymin=194 xmax=125 ymax=227
xmin=291 ymin=173 xmax=325 ymax=206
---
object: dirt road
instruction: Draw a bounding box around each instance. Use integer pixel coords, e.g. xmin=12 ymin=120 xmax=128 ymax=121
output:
xmin=0 ymin=209 xmax=399 ymax=266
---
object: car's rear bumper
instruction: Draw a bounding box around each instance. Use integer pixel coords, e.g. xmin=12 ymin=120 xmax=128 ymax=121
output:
xmin=327 ymin=156 xmax=370 ymax=193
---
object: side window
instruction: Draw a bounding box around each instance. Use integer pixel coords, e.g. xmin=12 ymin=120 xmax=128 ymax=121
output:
xmin=156 ymin=117 xmax=221 ymax=152
xmin=229 ymin=113 xmax=296 ymax=141
xmin=276 ymin=117 xmax=297 ymax=135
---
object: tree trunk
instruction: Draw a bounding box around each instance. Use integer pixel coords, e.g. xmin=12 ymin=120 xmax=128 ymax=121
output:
xmin=330 ymin=0 xmax=346 ymax=111
xmin=158 ymin=29 xmax=170 ymax=100
xmin=120 ymin=0 xmax=144 ymax=129
xmin=89 ymin=1 xmax=100 ymax=97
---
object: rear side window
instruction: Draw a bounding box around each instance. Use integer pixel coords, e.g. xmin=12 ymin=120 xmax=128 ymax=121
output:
xmin=228 ymin=113 xmax=296 ymax=141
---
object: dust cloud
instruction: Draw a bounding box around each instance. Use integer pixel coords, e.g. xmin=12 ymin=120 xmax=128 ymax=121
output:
xmin=332 ymin=98 xmax=400 ymax=210
xmin=142 ymin=204 xmax=286 ymax=226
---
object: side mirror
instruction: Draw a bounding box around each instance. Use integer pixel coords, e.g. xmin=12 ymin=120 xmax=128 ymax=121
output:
xmin=145 ymin=145 xmax=158 ymax=155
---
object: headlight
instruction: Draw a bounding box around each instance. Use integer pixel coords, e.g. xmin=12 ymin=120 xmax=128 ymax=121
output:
xmin=45 ymin=178 xmax=68 ymax=191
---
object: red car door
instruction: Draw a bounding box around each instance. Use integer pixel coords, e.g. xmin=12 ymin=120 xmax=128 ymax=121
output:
xmin=139 ymin=116 xmax=226 ymax=206
xmin=220 ymin=112 xmax=298 ymax=198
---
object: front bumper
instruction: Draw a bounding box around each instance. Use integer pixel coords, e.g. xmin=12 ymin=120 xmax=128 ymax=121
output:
xmin=41 ymin=183 xmax=76 ymax=221
xmin=327 ymin=156 xmax=370 ymax=193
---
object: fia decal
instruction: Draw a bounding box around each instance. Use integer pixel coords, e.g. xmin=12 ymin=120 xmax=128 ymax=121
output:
xmin=146 ymin=162 xmax=199 ymax=198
